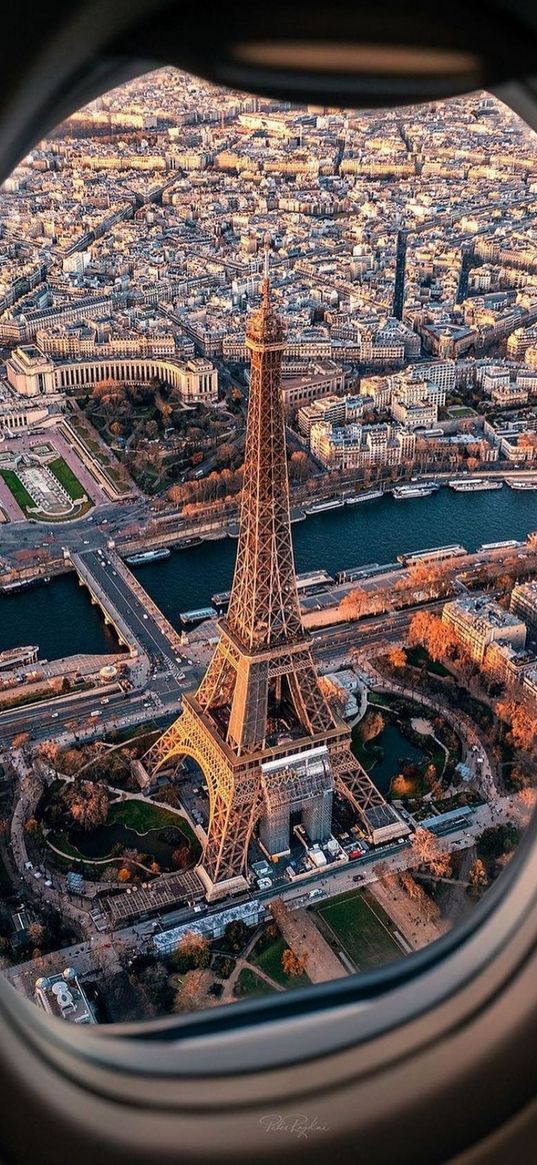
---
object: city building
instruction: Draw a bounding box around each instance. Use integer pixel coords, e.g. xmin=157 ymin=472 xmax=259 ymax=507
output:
xmin=310 ymin=419 xmax=415 ymax=470
xmin=153 ymin=900 xmax=267 ymax=956
xmin=34 ymin=968 xmax=96 ymax=1025
xmin=7 ymin=346 xmax=218 ymax=405
xmin=511 ymin=581 xmax=537 ymax=634
xmin=442 ymin=596 xmax=527 ymax=664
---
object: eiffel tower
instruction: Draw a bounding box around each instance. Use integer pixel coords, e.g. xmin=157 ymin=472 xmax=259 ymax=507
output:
xmin=145 ymin=259 xmax=405 ymax=900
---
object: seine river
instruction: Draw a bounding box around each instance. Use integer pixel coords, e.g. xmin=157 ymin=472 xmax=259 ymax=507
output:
xmin=1 ymin=487 xmax=536 ymax=661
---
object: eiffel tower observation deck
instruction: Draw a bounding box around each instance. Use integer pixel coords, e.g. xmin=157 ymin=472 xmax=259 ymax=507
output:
xmin=145 ymin=257 xmax=406 ymax=901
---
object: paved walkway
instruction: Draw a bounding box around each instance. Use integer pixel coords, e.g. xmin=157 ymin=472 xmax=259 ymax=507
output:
xmin=269 ymin=898 xmax=347 ymax=983
xmin=369 ymin=877 xmax=447 ymax=951
xmin=221 ymin=929 xmax=283 ymax=1002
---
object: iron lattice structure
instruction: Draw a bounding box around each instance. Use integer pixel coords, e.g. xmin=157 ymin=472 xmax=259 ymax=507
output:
xmin=146 ymin=272 xmax=400 ymax=897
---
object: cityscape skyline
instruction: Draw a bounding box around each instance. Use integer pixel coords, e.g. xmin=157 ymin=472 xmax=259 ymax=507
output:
xmin=0 ymin=70 xmax=536 ymax=1023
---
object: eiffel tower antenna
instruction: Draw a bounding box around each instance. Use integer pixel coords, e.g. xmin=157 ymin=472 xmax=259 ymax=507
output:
xmin=144 ymin=279 xmax=407 ymax=900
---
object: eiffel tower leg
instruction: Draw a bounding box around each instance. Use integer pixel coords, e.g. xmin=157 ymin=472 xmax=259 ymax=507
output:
xmin=198 ymin=779 xmax=263 ymax=901
xmin=333 ymin=746 xmax=409 ymax=844
xmin=144 ymin=717 xmax=188 ymax=776
xmin=143 ymin=708 xmax=264 ymax=900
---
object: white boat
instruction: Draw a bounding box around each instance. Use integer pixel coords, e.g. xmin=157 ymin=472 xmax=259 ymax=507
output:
xmin=126 ymin=547 xmax=171 ymax=565
xmin=507 ymin=479 xmax=537 ymax=490
xmin=305 ymin=497 xmax=345 ymax=514
xmin=449 ymin=478 xmax=503 ymax=492
xmin=345 ymin=489 xmax=383 ymax=504
xmin=392 ymin=484 xmax=436 ymax=499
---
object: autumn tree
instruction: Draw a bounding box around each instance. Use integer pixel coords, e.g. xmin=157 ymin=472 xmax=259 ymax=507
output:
xmin=62 ymin=780 xmax=109 ymax=830
xmin=358 ymin=709 xmax=384 ymax=743
xmin=408 ymin=611 xmax=458 ymax=663
xmin=24 ymin=817 xmax=41 ymax=836
xmin=339 ymin=587 xmax=369 ymax=621
xmin=27 ymin=921 xmax=45 ymax=948
xmin=36 ymin=741 xmax=60 ymax=766
xmin=172 ymin=931 xmax=210 ymax=972
xmin=171 ymin=845 xmax=192 ymax=871
xmin=398 ymin=871 xmax=436 ymax=920
xmin=12 ymin=733 xmax=29 ymax=749
xmin=410 ymin=827 xmax=452 ymax=878
xmin=388 ymin=646 xmax=407 ymax=669
xmin=468 ymin=858 xmax=488 ymax=888
xmin=391 ymin=774 xmax=415 ymax=797
xmin=174 ymin=969 xmax=207 ymax=1013
xmin=288 ymin=451 xmax=310 ymax=482
xmin=281 ymin=948 xmax=307 ymax=977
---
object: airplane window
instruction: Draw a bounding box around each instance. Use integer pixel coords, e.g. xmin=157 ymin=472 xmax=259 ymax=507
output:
xmin=1 ymin=67 xmax=537 ymax=1039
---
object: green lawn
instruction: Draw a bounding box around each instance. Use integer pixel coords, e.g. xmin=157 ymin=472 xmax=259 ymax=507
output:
xmin=0 ymin=469 xmax=35 ymax=514
xmin=0 ymin=462 xmax=92 ymax=520
xmin=48 ymin=457 xmax=86 ymax=500
xmin=234 ymin=969 xmax=277 ymax=998
xmin=315 ymin=890 xmax=405 ymax=971
xmin=250 ymin=929 xmax=310 ymax=988
xmin=108 ymin=800 xmax=197 ymax=843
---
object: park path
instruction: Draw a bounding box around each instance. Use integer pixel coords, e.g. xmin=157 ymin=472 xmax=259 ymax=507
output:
xmin=354 ymin=654 xmax=499 ymax=803
xmin=269 ymin=898 xmax=347 ymax=983
xmin=221 ymin=929 xmax=283 ymax=1002
xmin=369 ymin=877 xmax=447 ymax=951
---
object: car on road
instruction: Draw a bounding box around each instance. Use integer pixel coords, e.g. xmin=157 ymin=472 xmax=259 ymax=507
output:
xmin=51 ymin=711 xmax=59 ymax=719
xmin=143 ymin=614 xmax=149 ymax=620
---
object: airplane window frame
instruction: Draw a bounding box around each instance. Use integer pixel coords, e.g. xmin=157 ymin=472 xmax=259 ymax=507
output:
xmin=2 ymin=800 xmax=537 ymax=1085
xmin=2 ymin=18 xmax=537 ymax=1159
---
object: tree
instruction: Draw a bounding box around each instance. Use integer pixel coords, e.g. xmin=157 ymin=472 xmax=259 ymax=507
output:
xmin=410 ymin=827 xmax=452 ymax=878
xmin=117 ymin=867 xmax=131 ymax=883
xmin=27 ymin=922 xmax=45 ymax=948
xmin=398 ymin=871 xmax=436 ymax=920
xmin=224 ymin=919 xmax=249 ymax=953
xmin=289 ymin=451 xmax=310 ymax=482
xmin=12 ymin=733 xmax=29 ymax=749
xmin=172 ymin=931 xmax=210 ymax=972
xmin=339 ymin=587 xmax=369 ymax=621
xmin=468 ymin=858 xmax=488 ymax=888
xmin=171 ymin=845 xmax=191 ymax=871
xmin=174 ymin=969 xmax=207 ymax=1013
xmin=24 ymin=817 xmax=41 ymax=836
xmin=139 ymin=961 xmax=174 ymax=1012
xmin=281 ymin=948 xmax=307 ymax=977
xmin=62 ymin=780 xmax=109 ymax=830
xmin=391 ymin=774 xmax=414 ymax=797
xmin=388 ymin=646 xmax=407 ymax=669
xmin=358 ymin=709 xmax=384 ymax=743
xmin=408 ymin=610 xmax=458 ymax=663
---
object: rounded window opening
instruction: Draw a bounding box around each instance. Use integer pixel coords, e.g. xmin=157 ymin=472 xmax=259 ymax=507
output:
xmin=0 ymin=68 xmax=536 ymax=1029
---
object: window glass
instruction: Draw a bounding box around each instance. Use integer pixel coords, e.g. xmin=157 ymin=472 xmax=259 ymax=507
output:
xmin=0 ymin=70 xmax=536 ymax=1026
